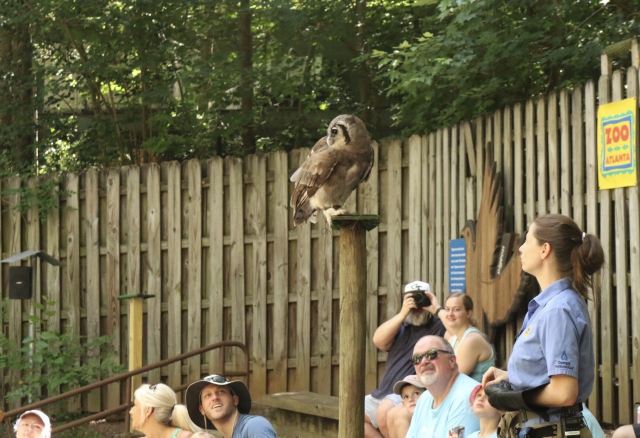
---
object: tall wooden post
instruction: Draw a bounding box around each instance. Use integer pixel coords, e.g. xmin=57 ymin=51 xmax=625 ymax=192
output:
xmin=333 ymin=215 xmax=378 ymax=438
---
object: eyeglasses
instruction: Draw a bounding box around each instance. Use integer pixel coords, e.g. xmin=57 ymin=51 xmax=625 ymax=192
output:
xmin=18 ymin=422 xmax=44 ymax=431
xmin=203 ymin=374 xmax=229 ymax=384
xmin=411 ymin=348 xmax=452 ymax=365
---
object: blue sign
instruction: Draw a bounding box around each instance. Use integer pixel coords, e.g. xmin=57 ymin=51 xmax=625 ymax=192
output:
xmin=449 ymin=239 xmax=466 ymax=292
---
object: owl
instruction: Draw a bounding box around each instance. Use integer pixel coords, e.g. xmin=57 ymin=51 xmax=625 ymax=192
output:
xmin=290 ymin=114 xmax=374 ymax=225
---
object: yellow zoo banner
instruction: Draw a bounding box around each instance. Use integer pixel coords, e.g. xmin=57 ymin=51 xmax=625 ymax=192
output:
xmin=597 ymin=97 xmax=637 ymax=190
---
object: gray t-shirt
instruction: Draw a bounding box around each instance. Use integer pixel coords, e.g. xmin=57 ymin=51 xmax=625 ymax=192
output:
xmin=232 ymin=414 xmax=277 ymax=438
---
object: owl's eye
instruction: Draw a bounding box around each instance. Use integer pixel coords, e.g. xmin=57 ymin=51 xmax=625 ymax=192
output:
xmin=330 ymin=127 xmax=338 ymax=135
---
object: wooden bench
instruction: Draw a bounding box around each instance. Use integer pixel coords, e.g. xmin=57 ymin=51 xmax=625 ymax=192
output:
xmin=255 ymin=391 xmax=338 ymax=437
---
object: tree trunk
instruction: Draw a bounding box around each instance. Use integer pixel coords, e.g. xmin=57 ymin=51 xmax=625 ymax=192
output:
xmin=238 ymin=0 xmax=255 ymax=154
xmin=354 ymin=0 xmax=378 ymax=129
xmin=0 ymin=10 xmax=35 ymax=171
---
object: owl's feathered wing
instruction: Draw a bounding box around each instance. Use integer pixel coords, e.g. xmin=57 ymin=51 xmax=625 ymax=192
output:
xmin=290 ymin=137 xmax=339 ymax=225
xmin=463 ymin=148 xmax=538 ymax=327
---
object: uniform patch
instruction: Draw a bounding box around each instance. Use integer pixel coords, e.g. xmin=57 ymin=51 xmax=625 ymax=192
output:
xmin=554 ymin=350 xmax=574 ymax=370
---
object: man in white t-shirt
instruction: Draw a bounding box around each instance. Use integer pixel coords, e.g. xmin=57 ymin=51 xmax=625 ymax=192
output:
xmin=406 ymin=335 xmax=480 ymax=438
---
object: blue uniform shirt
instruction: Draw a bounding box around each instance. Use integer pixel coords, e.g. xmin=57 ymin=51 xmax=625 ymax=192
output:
xmin=507 ymin=277 xmax=594 ymax=403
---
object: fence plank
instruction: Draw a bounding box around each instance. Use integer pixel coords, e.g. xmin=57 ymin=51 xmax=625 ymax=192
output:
xmin=536 ymin=97 xmax=548 ymax=214
xmin=427 ymin=134 xmax=436 ymax=283
xmin=503 ymin=107 xmax=513 ymax=209
xmin=229 ymin=158 xmax=246 ymax=374
xmin=125 ymin=166 xmax=141 ymax=392
xmin=207 ymin=158 xmax=224 ymax=374
xmin=493 ymin=109 xmax=502 ymax=170
xmin=272 ymin=151 xmax=289 ymax=392
xmin=611 ymin=70 xmax=630 ymax=422
xmin=387 ymin=140 xmax=402 ymax=316
xmin=249 ymin=155 xmax=267 ymax=397
xmin=105 ymin=170 xmax=121 ymax=408
xmin=628 ymin=65 xmax=640 ymax=411
xmin=85 ymin=169 xmax=101 ymax=410
xmin=559 ymin=90 xmax=571 ymax=216
xmin=408 ymin=135 xmax=422 ymax=279
xmin=25 ymin=178 xmax=40 ymax=400
xmin=513 ymin=104 xmax=524 ymax=233
xmin=443 ymin=128 xmax=451 ymax=291
xmin=7 ymin=177 xmax=21 ymax=410
xmin=166 ymin=162 xmax=182 ymax=387
xmin=525 ymin=100 xmax=536 ymax=223
xmin=145 ymin=164 xmax=162 ymax=383
xmin=64 ymin=174 xmax=81 ymax=411
xmin=186 ymin=160 xmax=202 ymax=383
xmin=316 ymin=217 xmax=333 ymax=395
xmin=458 ymin=126 xmax=466 ymax=233
xmin=584 ymin=79 xmax=601 ymax=417
xmin=45 ymin=180 xmax=61 ymax=398
xmin=597 ymin=69 xmax=614 ymax=424
xmin=475 ymin=118 xmax=484 ymax=212
xmin=294 ymin=150 xmax=311 ymax=391
xmin=363 ymin=141 xmax=379 ymax=392
xmin=571 ymin=88 xmax=585 ymax=229
xmin=451 ymin=126 xmax=459 ymax=238
xmin=435 ymin=131 xmax=444 ymax=295
xmin=546 ymin=92 xmax=559 ymax=214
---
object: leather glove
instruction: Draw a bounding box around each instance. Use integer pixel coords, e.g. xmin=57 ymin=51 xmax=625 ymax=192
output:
xmin=484 ymin=380 xmax=548 ymax=419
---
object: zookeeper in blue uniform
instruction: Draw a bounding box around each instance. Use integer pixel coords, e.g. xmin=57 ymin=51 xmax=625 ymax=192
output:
xmin=481 ymin=214 xmax=604 ymax=438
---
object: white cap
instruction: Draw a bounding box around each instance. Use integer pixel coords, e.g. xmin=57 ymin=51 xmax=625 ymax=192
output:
xmin=14 ymin=410 xmax=51 ymax=438
xmin=404 ymin=281 xmax=430 ymax=293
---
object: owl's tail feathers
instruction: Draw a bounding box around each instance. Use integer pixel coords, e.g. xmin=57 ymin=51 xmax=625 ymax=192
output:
xmin=293 ymin=202 xmax=317 ymax=226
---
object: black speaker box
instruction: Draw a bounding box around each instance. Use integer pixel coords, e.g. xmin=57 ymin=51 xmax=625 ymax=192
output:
xmin=9 ymin=266 xmax=32 ymax=299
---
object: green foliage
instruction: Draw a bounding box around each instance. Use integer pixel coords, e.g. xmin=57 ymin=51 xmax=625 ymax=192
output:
xmin=372 ymin=0 xmax=640 ymax=134
xmin=0 ymin=300 xmax=124 ymax=405
xmin=0 ymin=175 xmax=68 ymax=220
xmin=0 ymin=0 xmax=639 ymax=170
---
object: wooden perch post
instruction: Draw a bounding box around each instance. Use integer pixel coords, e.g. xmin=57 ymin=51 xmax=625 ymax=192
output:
xmin=332 ymin=214 xmax=379 ymax=438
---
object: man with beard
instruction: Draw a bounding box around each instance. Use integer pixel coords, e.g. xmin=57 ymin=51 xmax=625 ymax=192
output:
xmin=364 ymin=281 xmax=445 ymax=438
xmin=406 ymin=335 xmax=479 ymax=438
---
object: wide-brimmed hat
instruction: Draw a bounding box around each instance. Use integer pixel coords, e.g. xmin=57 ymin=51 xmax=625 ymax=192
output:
xmin=185 ymin=374 xmax=251 ymax=429
xmin=392 ymin=374 xmax=425 ymax=395
xmin=14 ymin=409 xmax=52 ymax=438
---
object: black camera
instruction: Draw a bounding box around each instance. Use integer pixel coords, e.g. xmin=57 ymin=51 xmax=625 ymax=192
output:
xmin=407 ymin=291 xmax=430 ymax=308
xmin=403 ymin=280 xmax=431 ymax=308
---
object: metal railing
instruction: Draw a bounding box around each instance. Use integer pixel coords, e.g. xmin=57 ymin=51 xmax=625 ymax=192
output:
xmin=0 ymin=340 xmax=248 ymax=434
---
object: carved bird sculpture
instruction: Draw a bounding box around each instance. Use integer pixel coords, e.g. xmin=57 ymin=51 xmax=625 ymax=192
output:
xmin=290 ymin=114 xmax=374 ymax=225
xmin=462 ymin=147 xmax=538 ymax=327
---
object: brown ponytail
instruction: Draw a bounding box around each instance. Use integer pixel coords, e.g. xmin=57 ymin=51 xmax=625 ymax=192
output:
xmin=533 ymin=214 xmax=604 ymax=299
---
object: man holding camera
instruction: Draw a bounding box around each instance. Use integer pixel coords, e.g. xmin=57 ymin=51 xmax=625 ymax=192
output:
xmin=364 ymin=281 xmax=445 ymax=438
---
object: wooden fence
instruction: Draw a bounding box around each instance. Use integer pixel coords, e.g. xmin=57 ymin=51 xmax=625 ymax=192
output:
xmin=1 ymin=44 xmax=639 ymax=427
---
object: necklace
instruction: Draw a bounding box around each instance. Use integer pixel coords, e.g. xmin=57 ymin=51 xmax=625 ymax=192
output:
xmin=230 ymin=410 xmax=239 ymax=437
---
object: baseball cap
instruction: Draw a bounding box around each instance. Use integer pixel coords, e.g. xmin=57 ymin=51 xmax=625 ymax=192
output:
xmin=14 ymin=410 xmax=51 ymax=438
xmin=392 ymin=374 xmax=426 ymax=395
xmin=404 ymin=281 xmax=430 ymax=294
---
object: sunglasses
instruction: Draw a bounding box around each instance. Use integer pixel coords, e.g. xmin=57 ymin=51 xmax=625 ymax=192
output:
xmin=203 ymin=374 xmax=230 ymax=384
xmin=411 ymin=348 xmax=452 ymax=365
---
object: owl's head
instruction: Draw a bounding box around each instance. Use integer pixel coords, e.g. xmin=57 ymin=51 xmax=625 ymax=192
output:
xmin=326 ymin=114 xmax=370 ymax=148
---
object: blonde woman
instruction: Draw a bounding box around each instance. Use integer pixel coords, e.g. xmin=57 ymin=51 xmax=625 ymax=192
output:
xmin=130 ymin=383 xmax=200 ymax=438
xmin=425 ymin=292 xmax=495 ymax=381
